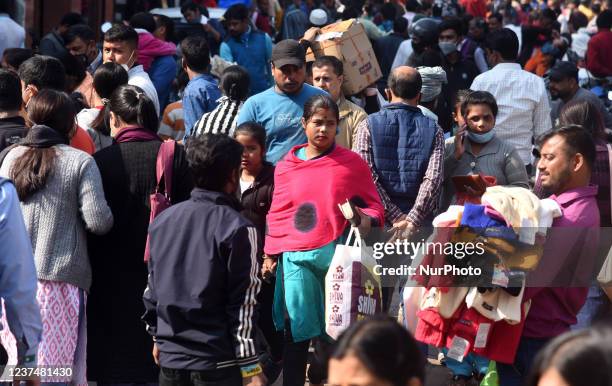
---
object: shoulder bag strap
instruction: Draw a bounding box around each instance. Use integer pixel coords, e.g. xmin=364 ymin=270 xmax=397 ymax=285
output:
xmin=156 ymin=140 xmax=176 ymax=199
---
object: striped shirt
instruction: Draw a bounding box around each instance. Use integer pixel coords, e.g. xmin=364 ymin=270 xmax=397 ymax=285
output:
xmin=471 ymin=62 xmax=552 ymax=165
xmin=192 ymin=97 xmax=242 ymax=137
xmin=158 ymin=101 xmax=185 ymax=141
xmin=353 ymin=118 xmax=445 ymax=226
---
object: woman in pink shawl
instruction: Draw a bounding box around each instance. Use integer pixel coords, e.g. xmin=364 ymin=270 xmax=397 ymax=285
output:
xmin=262 ymin=94 xmax=384 ymax=386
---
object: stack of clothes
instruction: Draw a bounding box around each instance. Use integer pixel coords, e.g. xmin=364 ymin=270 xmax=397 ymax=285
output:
xmin=413 ymin=186 xmax=562 ymax=365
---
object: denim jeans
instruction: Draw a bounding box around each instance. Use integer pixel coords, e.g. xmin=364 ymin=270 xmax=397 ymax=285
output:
xmin=496 ymin=337 xmax=550 ymax=386
xmin=159 ymin=367 xmax=241 ymax=386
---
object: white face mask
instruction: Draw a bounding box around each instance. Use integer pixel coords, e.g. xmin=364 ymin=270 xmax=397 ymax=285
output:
xmin=121 ymin=50 xmax=136 ymax=72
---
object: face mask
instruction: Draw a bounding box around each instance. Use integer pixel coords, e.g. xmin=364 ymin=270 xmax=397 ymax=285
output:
xmin=468 ymin=129 xmax=495 ymax=143
xmin=75 ymin=54 xmax=89 ymax=67
xmin=439 ymin=41 xmax=458 ymax=56
xmin=412 ymin=40 xmax=427 ymax=54
xmin=120 ymin=50 xmax=136 ymax=72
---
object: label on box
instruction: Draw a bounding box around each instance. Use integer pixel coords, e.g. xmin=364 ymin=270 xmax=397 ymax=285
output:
xmin=474 ymin=323 xmax=491 ymax=348
xmin=447 ymin=336 xmax=470 ymax=362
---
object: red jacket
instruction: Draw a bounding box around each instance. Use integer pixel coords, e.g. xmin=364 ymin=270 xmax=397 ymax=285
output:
xmin=586 ymin=30 xmax=612 ymax=78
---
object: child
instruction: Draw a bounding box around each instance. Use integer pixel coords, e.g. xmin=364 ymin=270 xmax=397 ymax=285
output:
xmin=181 ymin=35 xmax=222 ymax=138
xmin=192 ymin=65 xmax=250 ymax=137
xmin=233 ymin=122 xmax=282 ymax=383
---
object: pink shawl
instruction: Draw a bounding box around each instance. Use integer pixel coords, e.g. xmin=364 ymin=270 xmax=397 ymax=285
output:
xmin=264 ymin=144 xmax=385 ymax=254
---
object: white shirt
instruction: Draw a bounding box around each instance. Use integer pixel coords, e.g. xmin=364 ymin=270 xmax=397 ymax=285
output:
xmin=0 ymin=13 xmax=25 ymax=58
xmin=128 ymin=65 xmax=160 ymax=116
xmin=471 ymin=62 xmax=552 ymax=165
xmin=391 ymin=39 xmax=413 ymax=70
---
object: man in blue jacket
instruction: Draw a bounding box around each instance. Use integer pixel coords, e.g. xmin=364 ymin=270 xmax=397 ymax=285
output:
xmin=220 ymin=4 xmax=273 ymax=96
xmin=142 ymin=134 xmax=265 ymax=386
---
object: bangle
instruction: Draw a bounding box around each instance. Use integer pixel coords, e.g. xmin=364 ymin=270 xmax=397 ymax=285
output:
xmin=240 ymin=364 xmax=263 ymax=378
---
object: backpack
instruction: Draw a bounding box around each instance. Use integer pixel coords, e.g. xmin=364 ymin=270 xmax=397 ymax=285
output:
xmin=144 ymin=140 xmax=176 ymax=262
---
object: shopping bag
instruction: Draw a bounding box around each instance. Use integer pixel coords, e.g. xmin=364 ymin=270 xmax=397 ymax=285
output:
xmin=325 ymin=227 xmax=383 ymax=339
xmin=144 ymin=140 xmax=175 ymax=262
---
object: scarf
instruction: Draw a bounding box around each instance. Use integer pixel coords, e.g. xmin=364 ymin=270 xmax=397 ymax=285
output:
xmin=22 ymin=124 xmax=69 ymax=147
xmin=264 ymin=144 xmax=385 ymax=254
xmin=114 ymin=125 xmax=161 ymax=144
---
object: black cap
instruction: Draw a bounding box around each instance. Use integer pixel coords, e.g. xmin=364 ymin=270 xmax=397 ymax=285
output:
xmin=549 ymin=61 xmax=578 ymax=82
xmin=272 ymin=40 xmax=306 ymax=68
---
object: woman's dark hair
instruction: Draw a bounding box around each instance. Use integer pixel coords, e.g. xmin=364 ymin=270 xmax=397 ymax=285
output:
xmin=234 ymin=122 xmax=267 ymax=149
xmin=331 ymin=315 xmax=426 ymax=386
xmin=11 ymin=89 xmax=76 ymax=200
xmin=303 ymin=94 xmax=340 ymax=123
xmin=558 ymin=99 xmax=606 ymax=141
xmin=108 ymin=84 xmax=159 ymax=133
xmin=186 ymin=133 xmax=243 ymax=191
xmin=460 ymin=90 xmax=499 ymax=118
xmin=220 ymin=65 xmax=250 ymax=102
xmin=90 ymin=62 xmax=129 ymax=136
xmin=527 ymin=325 xmax=612 ymax=386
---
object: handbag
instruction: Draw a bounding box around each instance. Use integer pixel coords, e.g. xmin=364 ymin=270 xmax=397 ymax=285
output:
xmin=324 ymin=227 xmax=382 ymax=339
xmin=144 ymin=140 xmax=176 ymax=262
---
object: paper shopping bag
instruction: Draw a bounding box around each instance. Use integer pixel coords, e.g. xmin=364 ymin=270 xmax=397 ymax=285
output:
xmin=325 ymin=227 xmax=383 ymax=339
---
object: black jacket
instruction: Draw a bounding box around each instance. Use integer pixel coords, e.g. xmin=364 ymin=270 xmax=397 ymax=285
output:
xmin=87 ymin=140 xmax=193 ymax=382
xmin=142 ymin=189 xmax=261 ymax=371
xmin=239 ymin=162 xmax=274 ymax=255
xmin=0 ymin=116 xmax=27 ymax=152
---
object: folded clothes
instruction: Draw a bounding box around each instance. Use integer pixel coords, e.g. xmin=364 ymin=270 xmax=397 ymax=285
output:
xmin=460 ymin=204 xmax=517 ymax=240
xmin=481 ymin=186 xmax=541 ymax=244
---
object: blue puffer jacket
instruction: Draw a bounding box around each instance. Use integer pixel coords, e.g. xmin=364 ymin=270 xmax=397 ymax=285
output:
xmin=368 ymin=103 xmax=436 ymax=213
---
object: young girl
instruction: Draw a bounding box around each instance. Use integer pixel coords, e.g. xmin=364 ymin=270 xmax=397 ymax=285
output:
xmin=263 ymin=94 xmax=385 ymax=386
xmin=233 ymin=122 xmax=282 ymax=381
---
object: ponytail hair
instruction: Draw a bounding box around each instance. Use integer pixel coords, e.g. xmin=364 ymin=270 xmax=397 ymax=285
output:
xmin=220 ymin=65 xmax=250 ymax=102
xmin=108 ymin=84 xmax=159 ymax=133
xmin=91 ymin=62 xmax=129 ymax=136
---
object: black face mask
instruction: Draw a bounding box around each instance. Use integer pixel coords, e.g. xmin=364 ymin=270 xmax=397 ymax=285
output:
xmin=412 ymin=40 xmax=427 ymax=54
xmin=75 ymin=54 xmax=89 ymax=67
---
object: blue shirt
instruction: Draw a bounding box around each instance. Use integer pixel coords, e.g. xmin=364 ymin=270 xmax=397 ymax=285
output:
xmin=237 ymin=84 xmax=327 ymax=164
xmin=0 ymin=180 xmax=42 ymax=365
xmin=149 ymin=55 xmax=178 ymax=114
xmin=183 ymin=73 xmax=222 ymax=138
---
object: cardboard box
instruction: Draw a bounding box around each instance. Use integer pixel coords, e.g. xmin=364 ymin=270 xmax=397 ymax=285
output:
xmin=306 ymin=19 xmax=382 ymax=96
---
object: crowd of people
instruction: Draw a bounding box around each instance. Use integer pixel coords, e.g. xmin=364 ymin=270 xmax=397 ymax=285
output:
xmin=1 ymin=0 xmax=612 ymax=385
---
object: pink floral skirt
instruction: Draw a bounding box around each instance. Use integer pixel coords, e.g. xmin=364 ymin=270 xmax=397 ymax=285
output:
xmin=0 ymin=280 xmax=87 ymax=386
